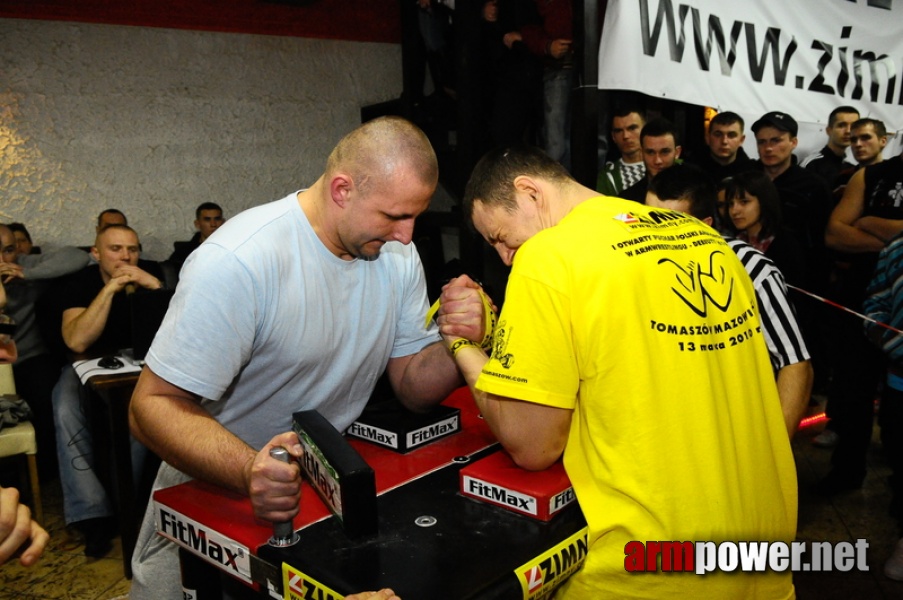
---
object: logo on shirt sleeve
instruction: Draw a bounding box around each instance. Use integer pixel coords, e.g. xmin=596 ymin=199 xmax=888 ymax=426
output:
xmin=493 ymin=321 xmax=516 ymax=369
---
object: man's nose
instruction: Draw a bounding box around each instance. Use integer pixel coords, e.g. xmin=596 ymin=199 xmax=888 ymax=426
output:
xmin=392 ymin=220 xmax=415 ymax=245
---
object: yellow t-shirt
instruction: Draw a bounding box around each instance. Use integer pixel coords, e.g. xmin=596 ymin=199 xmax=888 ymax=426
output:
xmin=476 ymin=198 xmax=797 ymax=599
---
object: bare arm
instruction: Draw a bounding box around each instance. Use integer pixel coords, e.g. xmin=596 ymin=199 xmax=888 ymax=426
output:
xmin=385 ymin=341 xmax=463 ymax=413
xmin=854 ymin=215 xmax=903 ymax=245
xmin=437 ymin=277 xmax=571 ymax=470
xmin=128 ymin=367 xmax=302 ymax=522
xmin=61 ymin=287 xmax=119 ymax=353
xmin=62 ymin=266 xmax=163 ymax=353
xmin=776 ymin=360 xmax=813 ymax=439
xmin=825 ymin=169 xmax=887 ymax=253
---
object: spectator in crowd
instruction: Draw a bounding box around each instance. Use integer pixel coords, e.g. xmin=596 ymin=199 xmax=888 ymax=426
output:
xmin=476 ymin=0 xmax=542 ymax=153
xmin=753 ymin=111 xmax=833 ymax=270
xmin=416 ymin=0 xmax=456 ymax=101
xmin=7 ymin=223 xmax=37 ymax=257
xmin=830 ymin=118 xmax=891 ymax=200
xmin=52 ymin=224 xmax=164 ymax=558
xmin=752 ymin=111 xmax=833 ymax=389
xmin=512 ymin=0 xmax=574 ymax=170
xmin=596 ymin=106 xmax=646 ymax=196
xmin=621 ymin=117 xmax=682 ymax=202
xmin=849 ymin=118 xmax=889 ymax=168
xmin=723 ymin=171 xmax=808 ymax=287
xmin=0 ymin=225 xmax=91 ymax=478
xmin=863 ymin=230 xmax=903 ymax=580
xmin=168 ymin=202 xmax=225 ymax=267
xmin=95 ymin=209 xmax=127 ymax=234
xmin=800 ymin=106 xmax=860 ymax=189
xmin=685 ymin=111 xmax=754 ymax=183
xmin=818 ymin=150 xmax=903 ymax=494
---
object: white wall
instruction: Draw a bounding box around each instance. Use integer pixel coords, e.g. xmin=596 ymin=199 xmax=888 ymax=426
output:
xmin=0 ymin=19 xmax=403 ymax=260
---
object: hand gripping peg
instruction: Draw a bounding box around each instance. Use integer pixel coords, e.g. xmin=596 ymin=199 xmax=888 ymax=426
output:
xmin=267 ymin=446 xmax=301 ymax=547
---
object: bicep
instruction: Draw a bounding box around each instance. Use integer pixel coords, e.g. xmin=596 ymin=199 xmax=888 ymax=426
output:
xmin=129 ymin=366 xmax=205 ymax=446
xmin=60 ymin=307 xmax=84 ymax=330
xmin=60 ymin=308 xmax=87 ymax=344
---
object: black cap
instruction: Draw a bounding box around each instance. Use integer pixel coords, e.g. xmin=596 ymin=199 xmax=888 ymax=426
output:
xmin=751 ymin=111 xmax=798 ymax=137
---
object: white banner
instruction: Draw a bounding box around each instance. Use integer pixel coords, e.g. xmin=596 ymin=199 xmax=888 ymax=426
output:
xmin=598 ymin=0 xmax=903 ymax=132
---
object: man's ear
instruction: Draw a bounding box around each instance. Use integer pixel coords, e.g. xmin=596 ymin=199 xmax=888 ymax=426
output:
xmin=512 ymin=175 xmax=541 ymax=201
xmin=703 ymin=216 xmax=714 ymax=226
xmin=90 ymin=246 xmax=100 ymax=262
xmin=330 ymin=173 xmax=354 ymax=208
xmin=674 ymin=145 xmax=683 ymax=159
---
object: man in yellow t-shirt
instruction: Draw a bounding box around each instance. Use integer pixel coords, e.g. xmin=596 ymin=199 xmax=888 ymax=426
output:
xmin=437 ymin=146 xmax=797 ymax=598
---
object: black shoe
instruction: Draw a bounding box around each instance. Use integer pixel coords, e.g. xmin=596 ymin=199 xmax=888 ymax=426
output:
xmin=74 ymin=517 xmax=116 ymax=558
xmin=813 ymin=471 xmax=865 ymax=497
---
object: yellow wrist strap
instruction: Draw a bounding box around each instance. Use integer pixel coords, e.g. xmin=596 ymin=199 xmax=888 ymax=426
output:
xmin=425 ymin=290 xmax=497 ymax=351
xmin=448 ymin=338 xmax=480 ymax=358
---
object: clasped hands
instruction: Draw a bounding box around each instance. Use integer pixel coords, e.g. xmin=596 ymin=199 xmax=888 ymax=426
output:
xmin=107 ymin=264 xmax=162 ymax=293
xmin=435 ymin=275 xmax=496 ymax=353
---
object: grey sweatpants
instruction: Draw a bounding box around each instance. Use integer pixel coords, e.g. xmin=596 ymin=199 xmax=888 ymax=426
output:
xmin=129 ymin=463 xmax=192 ymax=600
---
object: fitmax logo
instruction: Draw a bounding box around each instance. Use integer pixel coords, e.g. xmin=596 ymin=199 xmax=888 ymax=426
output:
xmin=348 ymin=422 xmax=398 ymax=448
xmin=465 ymin=476 xmax=538 ymax=515
xmin=407 ymin=415 xmax=459 ymax=448
xmin=300 ymin=448 xmax=342 ymax=515
xmin=158 ymin=509 xmax=242 ymax=574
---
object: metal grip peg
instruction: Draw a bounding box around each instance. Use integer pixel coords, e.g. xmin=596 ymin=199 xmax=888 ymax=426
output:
xmin=267 ymin=446 xmax=300 ymax=547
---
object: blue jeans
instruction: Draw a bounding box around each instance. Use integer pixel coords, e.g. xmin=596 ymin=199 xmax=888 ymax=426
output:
xmin=53 ymin=365 xmax=148 ymax=525
xmin=541 ymin=67 xmax=575 ymax=171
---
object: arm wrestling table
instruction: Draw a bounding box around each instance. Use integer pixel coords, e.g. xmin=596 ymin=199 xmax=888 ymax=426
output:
xmin=152 ymin=387 xmax=588 ymax=599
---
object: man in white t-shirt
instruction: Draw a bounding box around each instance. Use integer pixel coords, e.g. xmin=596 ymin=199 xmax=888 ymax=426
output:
xmin=128 ymin=117 xmax=471 ymax=598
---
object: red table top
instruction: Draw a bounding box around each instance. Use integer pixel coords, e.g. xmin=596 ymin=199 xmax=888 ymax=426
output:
xmin=153 ymin=386 xmax=496 ymax=553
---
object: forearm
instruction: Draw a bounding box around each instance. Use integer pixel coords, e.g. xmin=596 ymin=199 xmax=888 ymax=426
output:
xmin=855 ymin=217 xmax=903 ymax=245
xmin=129 ymin=371 xmax=256 ymax=495
xmin=61 ymin=291 xmax=116 ymax=353
xmin=776 ymin=360 xmax=814 ymax=439
xmin=452 ymin=345 xmax=567 ymax=470
xmin=391 ymin=342 xmax=464 ymax=413
xmin=825 ymin=221 xmax=885 ymax=253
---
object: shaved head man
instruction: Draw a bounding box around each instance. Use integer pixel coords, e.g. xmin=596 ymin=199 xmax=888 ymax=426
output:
xmin=129 ymin=116 xmax=468 ymax=598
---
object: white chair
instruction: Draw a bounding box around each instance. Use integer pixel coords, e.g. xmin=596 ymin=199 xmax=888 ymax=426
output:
xmin=0 ymin=363 xmax=42 ymax=524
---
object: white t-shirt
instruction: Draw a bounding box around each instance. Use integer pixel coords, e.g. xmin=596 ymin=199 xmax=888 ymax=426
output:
xmin=146 ymin=193 xmax=439 ymax=450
